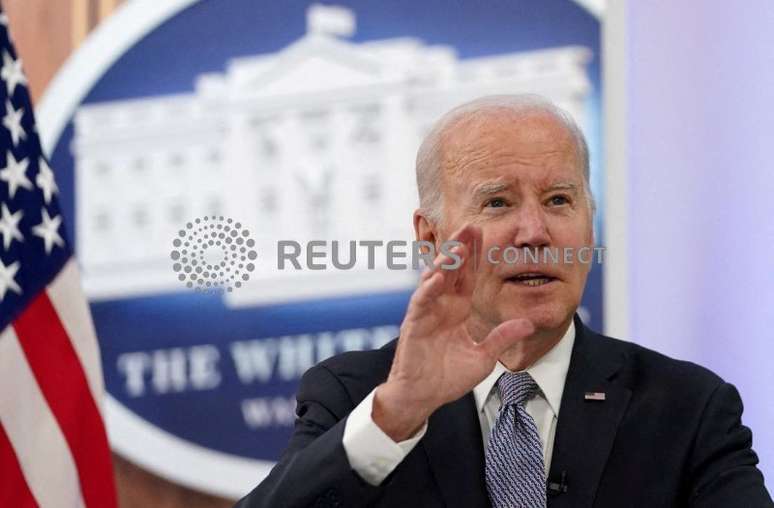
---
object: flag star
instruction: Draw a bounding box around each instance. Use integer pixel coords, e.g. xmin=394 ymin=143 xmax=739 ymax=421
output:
xmin=1 ymin=51 xmax=26 ymax=96
xmin=2 ymin=99 xmax=25 ymax=146
xmin=0 ymin=202 xmax=23 ymax=250
xmin=36 ymin=157 xmax=58 ymax=204
xmin=0 ymin=150 xmax=32 ymax=198
xmin=0 ymin=257 xmax=22 ymax=301
xmin=32 ymin=208 xmax=64 ymax=254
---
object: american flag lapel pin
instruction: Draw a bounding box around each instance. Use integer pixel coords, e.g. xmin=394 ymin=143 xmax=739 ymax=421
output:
xmin=584 ymin=392 xmax=606 ymax=401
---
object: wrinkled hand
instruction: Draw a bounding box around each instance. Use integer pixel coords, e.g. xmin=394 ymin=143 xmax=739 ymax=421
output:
xmin=373 ymin=225 xmax=534 ymax=441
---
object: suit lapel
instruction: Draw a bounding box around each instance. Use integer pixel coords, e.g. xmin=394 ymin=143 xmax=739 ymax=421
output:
xmin=421 ymin=393 xmax=491 ymax=508
xmin=416 ymin=316 xmax=631 ymax=508
xmin=547 ymin=316 xmax=632 ymax=507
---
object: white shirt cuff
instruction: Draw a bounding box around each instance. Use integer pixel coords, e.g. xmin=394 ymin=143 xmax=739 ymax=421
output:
xmin=342 ymin=387 xmax=428 ymax=486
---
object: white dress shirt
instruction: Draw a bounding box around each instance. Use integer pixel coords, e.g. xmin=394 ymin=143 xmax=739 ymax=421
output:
xmin=342 ymin=321 xmax=576 ymax=486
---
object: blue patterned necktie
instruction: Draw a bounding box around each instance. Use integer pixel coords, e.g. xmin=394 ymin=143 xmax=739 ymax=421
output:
xmin=485 ymin=371 xmax=547 ymax=508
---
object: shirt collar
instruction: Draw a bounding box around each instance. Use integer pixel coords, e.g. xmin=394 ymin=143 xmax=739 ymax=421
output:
xmin=473 ymin=319 xmax=576 ymax=418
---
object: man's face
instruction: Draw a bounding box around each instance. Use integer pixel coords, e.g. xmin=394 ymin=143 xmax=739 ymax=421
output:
xmin=435 ymin=111 xmax=594 ymax=334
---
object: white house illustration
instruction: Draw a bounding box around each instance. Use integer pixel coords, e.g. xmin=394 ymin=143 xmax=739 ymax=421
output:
xmin=71 ymin=4 xmax=592 ymax=305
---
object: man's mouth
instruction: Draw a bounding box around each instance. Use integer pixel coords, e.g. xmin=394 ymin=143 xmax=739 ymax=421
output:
xmin=506 ymin=273 xmax=557 ymax=287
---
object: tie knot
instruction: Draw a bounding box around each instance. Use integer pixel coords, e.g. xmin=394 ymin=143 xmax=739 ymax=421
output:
xmin=497 ymin=371 xmax=539 ymax=407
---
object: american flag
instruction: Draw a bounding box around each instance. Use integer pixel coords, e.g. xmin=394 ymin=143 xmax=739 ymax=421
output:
xmin=0 ymin=10 xmax=117 ymax=508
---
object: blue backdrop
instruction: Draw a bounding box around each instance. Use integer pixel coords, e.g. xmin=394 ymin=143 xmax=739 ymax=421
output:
xmin=49 ymin=0 xmax=603 ymax=463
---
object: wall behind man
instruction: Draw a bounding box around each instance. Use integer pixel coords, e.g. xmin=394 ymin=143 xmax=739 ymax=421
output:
xmin=625 ymin=0 xmax=774 ymax=483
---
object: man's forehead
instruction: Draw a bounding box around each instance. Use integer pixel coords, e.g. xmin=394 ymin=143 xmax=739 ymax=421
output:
xmin=445 ymin=141 xmax=583 ymax=190
xmin=439 ymin=112 xmax=578 ymax=173
xmin=442 ymin=108 xmax=573 ymax=149
xmin=431 ymin=108 xmax=585 ymax=201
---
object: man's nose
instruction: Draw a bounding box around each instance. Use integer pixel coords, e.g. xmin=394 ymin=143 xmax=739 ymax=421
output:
xmin=511 ymin=203 xmax=550 ymax=248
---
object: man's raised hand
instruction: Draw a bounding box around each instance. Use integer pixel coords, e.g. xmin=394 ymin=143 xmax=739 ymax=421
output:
xmin=372 ymin=224 xmax=534 ymax=441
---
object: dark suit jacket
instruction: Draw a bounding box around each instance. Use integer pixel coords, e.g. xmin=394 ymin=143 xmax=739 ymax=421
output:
xmin=235 ymin=315 xmax=772 ymax=507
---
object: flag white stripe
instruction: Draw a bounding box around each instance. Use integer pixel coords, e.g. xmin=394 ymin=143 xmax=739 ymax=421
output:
xmin=0 ymin=326 xmax=87 ymax=508
xmin=46 ymin=259 xmax=106 ymax=408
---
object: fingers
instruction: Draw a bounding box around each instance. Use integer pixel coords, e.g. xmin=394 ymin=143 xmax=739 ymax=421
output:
xmin=411 ymin=270 xmax=445 ymax=308
xmin=478 ymin=318 xmax=535 ymax=359
xmin=455 ymin=226 xmax=482 ymax=296
xmin=409 ymin=223 xmax=482 ymax=318
xmin=437 ymin=242 xmax=467 ymax=294
xmin=419 ymin=223 xmax=481 ymax=291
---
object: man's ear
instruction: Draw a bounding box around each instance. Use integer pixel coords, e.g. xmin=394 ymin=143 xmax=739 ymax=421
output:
xmin=413 ymin=209 xmax=439 ymax=249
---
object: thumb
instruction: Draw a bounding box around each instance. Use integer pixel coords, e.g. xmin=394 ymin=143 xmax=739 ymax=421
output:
xmin=478 ymin=318 xmax=535 ymax=359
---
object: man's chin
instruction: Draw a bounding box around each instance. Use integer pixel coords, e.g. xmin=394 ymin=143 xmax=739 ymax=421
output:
xmin=496 ymin=304 xmax=573 ymax=334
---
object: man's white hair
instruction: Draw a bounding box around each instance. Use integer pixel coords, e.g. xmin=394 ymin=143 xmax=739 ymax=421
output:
xmin=415 ymin=94 xmax=594 ymax=223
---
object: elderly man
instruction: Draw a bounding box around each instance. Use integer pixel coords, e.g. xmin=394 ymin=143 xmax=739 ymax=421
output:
xmin=235 ymin=95 xmax=772 ymax=507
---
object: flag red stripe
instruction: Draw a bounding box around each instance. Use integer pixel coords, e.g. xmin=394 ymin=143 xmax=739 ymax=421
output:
xmin=0 ymin=423 xmax=38 ymax=508
xmin=13 ymin=292 xmax=117 ymax=508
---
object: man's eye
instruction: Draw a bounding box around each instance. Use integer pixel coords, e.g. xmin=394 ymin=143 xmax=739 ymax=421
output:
xmin=548 ymin=195 xmax=570 ymax=206
xmin=485 ymin=198 xmax=508 ymax=208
